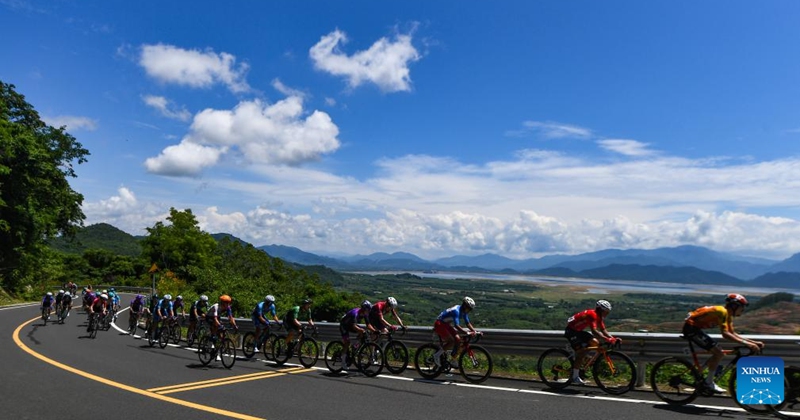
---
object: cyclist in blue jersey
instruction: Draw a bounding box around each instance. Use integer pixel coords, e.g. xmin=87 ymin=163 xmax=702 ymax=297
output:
xmin=433 ymin=297 xmax=477 ymax=368
xmin=154 ymin=294 xmax=174 ymax=339
xmin=251 ymin=295 xmax=280 ymax=352
xmin=41 ymin=292 xmax=56 ymax=314
xmin=340 ymin=300 xmax=376 ymax=368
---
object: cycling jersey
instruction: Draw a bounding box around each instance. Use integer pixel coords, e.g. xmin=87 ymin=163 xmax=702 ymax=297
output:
xmin=206 ymin=303 xmax=232 ymax=321
xmin=566 ymin=309 xmax=605 ymax=332
xmin=155 ymin=299 xmax=173 ymax=319
xmin=130 ymin=296 xmax=146 ymax=312
xmin=368 ymin=301 xmax=391 ymax=327
xmin=437 ymin=304 xmax=470 ymax=327
xmin=62 ymin=295 xmax=72 ymax=306
xmin=41 ymin=296 xmax=55 ymax=307
xmin=252 ymin=301 xmax=277 ymax=326
xmin=340 ymin=307 xmax=369 ymax=326
xmin=173 ymin=300 xmax=185 ymax=313
xmin=190 ymin=301 xmax=208 ymax=320
xmin=284 ymin=306 xmax=311 ymax=330
xmin=89 ymin=297 xmax=106 ymax=312
xmin=684 ymin=305 xmax=733 ymax=332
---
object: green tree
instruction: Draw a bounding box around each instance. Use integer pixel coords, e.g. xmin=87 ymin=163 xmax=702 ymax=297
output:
xmin=140 ymin=208 xmax=218 ymax=283
xmin=0 ymin=81 xmax=90 ymax=290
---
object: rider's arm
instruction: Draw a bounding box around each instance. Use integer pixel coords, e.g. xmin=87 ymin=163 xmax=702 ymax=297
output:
xmin=721 ymin=324 xmax=762 ymax=350
xmin=227 ymin=307 xmax=237 ymax=329
xmin=391 ymin=308 xmax=405 ymax=328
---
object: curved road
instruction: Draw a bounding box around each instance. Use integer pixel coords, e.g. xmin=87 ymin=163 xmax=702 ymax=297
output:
xmin=3 ymin=299 xmax=775 ymax=420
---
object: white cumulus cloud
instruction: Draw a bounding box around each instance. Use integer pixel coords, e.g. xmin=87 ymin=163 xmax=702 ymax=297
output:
xmin=310 ymin=29 xmax=420 ymax=92
xmin=144 ymin=140 xmax=225 ymax=176
xmin=139 ymin=43 xmax=250 ymax=93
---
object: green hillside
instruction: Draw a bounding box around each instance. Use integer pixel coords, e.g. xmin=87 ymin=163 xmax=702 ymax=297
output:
xmin=48 ymin=223 xmax=142 ymax=257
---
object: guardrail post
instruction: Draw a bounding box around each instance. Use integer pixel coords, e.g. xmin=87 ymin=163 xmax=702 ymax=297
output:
xmin=637 ymin=361 xmax=647 ymax=387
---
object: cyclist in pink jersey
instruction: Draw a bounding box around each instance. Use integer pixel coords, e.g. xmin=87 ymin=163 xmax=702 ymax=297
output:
xmin=564 ymin=300 xmax=618 ymax=384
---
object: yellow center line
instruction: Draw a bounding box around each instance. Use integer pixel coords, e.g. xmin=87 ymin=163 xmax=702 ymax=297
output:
xmin=156 ymin=368 xmax=314 ymax=395
xmin=147 ymin=367 xmax=304 ymax=393
xmin=12 ymin=316 xmax=264 ymax=420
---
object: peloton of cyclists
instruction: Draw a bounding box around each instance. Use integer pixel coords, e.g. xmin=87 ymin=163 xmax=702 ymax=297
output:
xmin=564 ymin=299 xmax=619 ymax=385
xmin=682 ymin=293 xmax=764 ymax=393
xmin=433 ymin=297 xmax=478 ymax=368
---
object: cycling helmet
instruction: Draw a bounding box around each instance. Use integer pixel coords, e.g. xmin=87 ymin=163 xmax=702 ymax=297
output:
xmin=58 ymin=289 xmax=64 ymax=294
xmin=361 ymin=300 xmax=372 ymax=310
xmin=463 ymin=296 xmax=476 ymax=309
xmin=200 ymin=295 xmax=209 ymax=302
xmin=64 ymin=292 xmax=70 ymax=297
xmin=725 ymin=293 xmax=749 ymax=307
xmin=596 ymin=300 xmax=612 ymax=311
xmin=100 ymin=294 xmax=108 ymax=300
xmin=176 ymin=295 xmax=183 ymax=301
xmin=102 ymin=289 xmax=108 ymax=294
xmin=110 ymin=288 xmax=115 ymax=292
xmin=387 ymin=297 xmax=398 ymax=308
xmin=302 ymin=298 xmax=313 ymax=305
xmin=164 ymin=294 xmax=172 ymax=300
xmin=135 ymin=294 xmax=144 ymax=300
xmin=46 ymin=292 xmax=53 ymax=297
xmin=219 ymin=294 xmax=232 ymax=303
xmin=265 ymin=295 xmax=275 ymax=303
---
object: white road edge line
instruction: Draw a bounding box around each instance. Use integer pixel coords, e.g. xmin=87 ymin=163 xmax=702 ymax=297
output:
xmin=0 ymin=303 xmax=39 ymax=311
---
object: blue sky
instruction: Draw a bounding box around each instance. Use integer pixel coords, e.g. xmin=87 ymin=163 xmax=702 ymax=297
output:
xmin=4 ymin=1 xmax=800 ymax=260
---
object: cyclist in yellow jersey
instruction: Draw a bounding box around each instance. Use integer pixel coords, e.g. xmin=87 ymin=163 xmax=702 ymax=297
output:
xmin=682 ymin=293 xmax=764 ymax=393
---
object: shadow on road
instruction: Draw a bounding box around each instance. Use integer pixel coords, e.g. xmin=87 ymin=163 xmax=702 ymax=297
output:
xmin=652 ymin=404 xmax=745 ymax=418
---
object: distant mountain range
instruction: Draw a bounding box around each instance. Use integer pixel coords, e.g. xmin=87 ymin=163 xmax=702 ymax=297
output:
xmin=48 ymin=223 xmax=800 ymax=289
xmin=258 ymin=244 xmax=800 ymax=289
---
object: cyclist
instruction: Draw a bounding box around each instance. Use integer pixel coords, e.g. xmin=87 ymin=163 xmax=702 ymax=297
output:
xmin=173 ymin=295 xmax=186 ymax=318
xmin=564 ymin=299 xmax=618 ymax=385
xmin=187 ymin=295 xmax=210 ymax=342
xmin=54 ymin=290 xmax=65 ymax=315
xmin=340 ymin=300 xmax=376 ymax=367
xmin=433 ymin=297 xmax=478 ymax=368
xmin=683 ymin=293 xmax=764 ymax=393
xmin=86 ymin=293 xmax=108 ymax=332
xmin=145 ymin=293 xmax=158 ymax=335
xmin=206 ymin=295 xmax=238 ymax=341
xmin=107 ymin=288 xmax=120 ymax=320
xmin=82 ymin=288 xmax=96 ymax=311
xmin=283 ymin=299 xmax=315 ymax=356
xmin=153 ymin=294 xmax=175 ymax=339
xmin=41 ymin=292 xmax=56 ymax=317
xmin=369 ymin=296 xmax=406 ymax=334
xmin=251 ymin=295 xmax=280 ymax=352
xmin=129 ymin=294 xmax=147 ymax=333
xmin=60 ymin=292 xmax=73 ymax=319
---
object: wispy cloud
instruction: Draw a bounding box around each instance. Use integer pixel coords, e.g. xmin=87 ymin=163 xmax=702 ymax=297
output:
xmin=43 ymin=115 xmax=98 ymax=131
xmin=507 ymin=121 xmax=592 ymax=139
xmin=139 ymin=43 xmax=250 ymax=93
xmin=597 ymin=139 xmax=657 ymax=157
xmin=142 ymin=95 xmax=191 ymax=122
xmin=310 ymin=28 xmax=421 ymax=93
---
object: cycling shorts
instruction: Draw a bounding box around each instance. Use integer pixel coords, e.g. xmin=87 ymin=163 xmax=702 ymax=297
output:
xmin=565 ymin=328 xmax=594 ymax=349
xmin=433 ymin=320 xmax=458 ymax=340
xmin=338 ymin=322 xmax=361 ymax=341
xmin=682 ymin=323 xmax=719 ymax=351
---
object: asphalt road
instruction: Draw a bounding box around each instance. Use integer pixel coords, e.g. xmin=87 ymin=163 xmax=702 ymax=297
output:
xmin=2 ymin=298 xmax=781 ymax=420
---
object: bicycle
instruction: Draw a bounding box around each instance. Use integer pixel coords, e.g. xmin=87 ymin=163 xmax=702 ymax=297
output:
xmin=770 ymin=362 xmax=800 ymax=418
xmin=87 ymin=312 xmax=102 ymax=339
xmin=650 ymin=338 xmax=775 ymax=414
xmin=57 ymin=304 xmax=70 ymax=324
xmin=197 ymin=327 xmax=237 ymax=369
xmin=41 ymin=306 xmax=52 ymax=325
xmin=272 ymin=324 xmax=319 ymax=368
xmin=414 ymin=331 xmax=493 ymax=384
xmin=324 ymin=331 xmax=372 ymax=374
xmin=186 ymin=319 xmax=209 ymax=348
xmin=537 ymin=340 xmax=636 ymax=395
xmin=158 ymin=317 xmax=182 ymax=349
xmin=242 ymin=322 xmax=282 ymax=359
xmin=127 ymin=311 xmax=141 ymax=335
xmin=355 ymin=327 xmax=410 ymax=377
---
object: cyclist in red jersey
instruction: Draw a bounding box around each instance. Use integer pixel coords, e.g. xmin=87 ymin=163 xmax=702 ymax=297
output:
xmin=564 ymin=299 xmax=618 ymax=384
xmin=682 ymin=293 xmax=763 ymax=393
xmin=368 ymin=297 xmax=406 ymax=333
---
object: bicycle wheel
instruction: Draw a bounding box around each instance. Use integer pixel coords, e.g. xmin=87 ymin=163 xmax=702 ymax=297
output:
xmin=220 ymin=338 xmax=237 ymax=369
xmin=171 ymin=324 xmax=182 ymax=345
xmin=263 ymin=333 xmax=278 ymax=361
xmin=128 ymin=315 xmax=138 ymax=335
xmin=729 ymin=368 xmax=788 ymax=414
xmin=272 ymin=336 xmax=290 ymax=365
xmin=197 ymin=337 xmax=214 ymax=366
xmin=459 ymin=345 xmax=493 ymax=384
xmin=383 ymin=341 xmax=409 ymax=374
xmin=650 ymin=357 xmax=701 ymax=405
xmin=324 ymin=340 xmax=346 ymax=373
xmin=298 ymin=337 xmax=319 ymax=368
xmin=537 ymin=348 xmax=574 ymax=390
xmin=357 ymin=342 xmax=384 ymax=377
xmin=42 ymin=309 xmax=48 ymax=325
xmin=147 ymin=326 xmax=156 ymax=347
xmin=592 ymin=350 xmax=636 ymax=395
xmin=89 ymin=316 xmax=98 ymax=339
xmin=242 ymin=332 xmax=256 ymax=358
xmin=414 ymin=343 xmax=443 ymax=380
xmin=158 ymin=326 xmax=169 ymax=349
